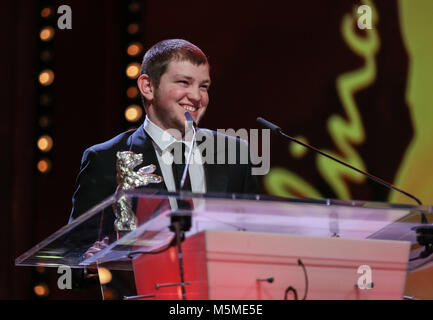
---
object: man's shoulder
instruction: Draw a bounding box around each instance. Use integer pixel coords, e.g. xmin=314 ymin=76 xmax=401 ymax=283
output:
xmin=83 ymin=128 xmax=139 ymax=156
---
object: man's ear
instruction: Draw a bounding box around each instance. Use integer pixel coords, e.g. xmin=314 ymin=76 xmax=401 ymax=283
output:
xmin=137 ymin=74 xmax=154 ymax=102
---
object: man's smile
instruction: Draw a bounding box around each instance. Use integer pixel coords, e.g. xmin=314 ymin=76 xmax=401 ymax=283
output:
xmin=179 ymin=104 xmax=198 ymax=113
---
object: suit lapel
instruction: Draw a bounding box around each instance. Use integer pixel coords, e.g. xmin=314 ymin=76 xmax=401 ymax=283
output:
xmin=127 ymin=126 xmax=166 ymax=191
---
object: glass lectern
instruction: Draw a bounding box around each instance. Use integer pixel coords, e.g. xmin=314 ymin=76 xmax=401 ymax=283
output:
xmin=15 ymin=190 xmax=433 ymax=299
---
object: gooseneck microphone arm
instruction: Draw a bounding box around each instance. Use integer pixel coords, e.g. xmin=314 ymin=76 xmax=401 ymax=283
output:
xmin=257 ymin=117 xmax=425 ymax=213
xmin=180 ymin=112 xmax=197 ymax=190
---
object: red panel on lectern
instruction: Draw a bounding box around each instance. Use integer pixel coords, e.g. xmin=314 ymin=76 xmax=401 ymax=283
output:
xmin=132 ymin=232 xmax=208 ymax=300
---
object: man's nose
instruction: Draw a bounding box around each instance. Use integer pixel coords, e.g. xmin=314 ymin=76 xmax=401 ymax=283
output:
xmin=187 ymin=85 xmax=202 ymax=102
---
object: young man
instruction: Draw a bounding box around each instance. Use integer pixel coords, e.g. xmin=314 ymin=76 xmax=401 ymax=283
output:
xmin=69 ymin=39 xmax=259 ymax=222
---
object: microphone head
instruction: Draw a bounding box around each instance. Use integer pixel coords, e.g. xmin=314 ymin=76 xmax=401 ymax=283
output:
xmin=184 ymin=112 xmax=197 ymax=128
xmin=256 ymin=117 xmax=281 ymax=134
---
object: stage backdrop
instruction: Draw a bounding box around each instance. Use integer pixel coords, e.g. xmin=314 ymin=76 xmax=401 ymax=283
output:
xmin=2 ymin=0 xmax=433 ymax=299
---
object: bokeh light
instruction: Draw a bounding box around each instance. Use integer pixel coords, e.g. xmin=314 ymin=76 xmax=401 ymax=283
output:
xmin=127 ymin=23 xmax=139 ymax=34
xmin=37 ymin=158 xmax=52 ymax=174
xmin=33 ymin=283 xmax=50 ymax=297
xmin=126 ymin=86 xmax=138 ymax=99
xmin=128 ymin=2 xmax=140 ymax=13
xmin=124 ymin=105 xmax=143 ymax=122
xmin=38 ymin=69 xmax=55 ymax=86
xmin=41 ymin=7 xmax=52 ymax=18
xmin=98 ymin=268 xmax=113 ymax=285
xmin=127 ymin=43 xmax=143 ymax=56
xmin=40 ymin=26 xmax=55 ymax=41
xmin=38 ymin=116 xmax=51 ymax=128
xmin=37 ymin=135 xmax=54 ymax=152
xmin=126 ymin=63 xmax=140 ymax=79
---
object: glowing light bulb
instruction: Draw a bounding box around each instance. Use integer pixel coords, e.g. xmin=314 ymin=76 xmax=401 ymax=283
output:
xmin=41 ymin=7 xmax=52 ymax=18
xmin=126 ymin=86 xmax=138 ymax=99
xmin=33 ymin=284 xmax=50 ymax=297
xmin=127 ymin=43 xmax=142 ymax=56
xmin=126 ymin=63 xmax=140 ymax=79
xmin=127 ymin=23 xmax=139 ymax=34
xmin=124 ymin=105 xmax=143 ymax=122
xmin=37 ymin=158 xmax=52 ymax=173
xmin=40 ymin=26 xmax=55 ymax=41
xmin=37 ymin=135 xmax=54 ymax=152
xmin=39 ymin=69 xmax=55 ymax=86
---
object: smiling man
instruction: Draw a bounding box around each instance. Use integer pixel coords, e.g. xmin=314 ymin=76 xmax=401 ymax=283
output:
xmin=138 ymin=48 xmax=211 ymax=135
xmin=69 ymin=39 xmax=259 ymax=221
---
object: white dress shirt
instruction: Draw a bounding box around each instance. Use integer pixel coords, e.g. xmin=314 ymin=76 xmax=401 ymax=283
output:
xmin=143 ymin=116 xmax=206 ymax=194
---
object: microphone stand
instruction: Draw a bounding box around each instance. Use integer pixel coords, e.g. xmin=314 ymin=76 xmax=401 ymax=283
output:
xmin=169 ymin=212 xmax=190 ymax=300
xmin=279 ymin=131 xmax=424 ymax=208
xmin=168 ymin=113 xmax=196 ymax=300
xmin=257 ymin=117 xmax=426 ymax=222
xmin=257 ymin=117 xmax=433 ymax=262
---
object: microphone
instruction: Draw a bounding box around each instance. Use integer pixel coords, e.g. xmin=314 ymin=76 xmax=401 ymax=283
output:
xmin=257 ymin=117 xmax=426 ymax=221
xmin=179 ymin=112 xmax=197 ymax=190
xmin=257 ymin=117 xmax=281 ymax=134
xmin=184 ymin=111 xmax=197 ymax=129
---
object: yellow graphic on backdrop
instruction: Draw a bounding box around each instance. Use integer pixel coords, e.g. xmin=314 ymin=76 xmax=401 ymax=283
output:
xmin=392 ymin=0 xmax=433 ymax=205
xmin=265 ymin=0 xmax=379 ymax=200
xmin=318 ymin=0 xmax=379 ymax=200
xmin=395 ymin=0 xmax=433 ymax=301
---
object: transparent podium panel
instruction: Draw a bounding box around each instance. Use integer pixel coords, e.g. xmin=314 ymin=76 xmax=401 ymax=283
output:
xmin=15 ymin=189 xmax=433 ymax=299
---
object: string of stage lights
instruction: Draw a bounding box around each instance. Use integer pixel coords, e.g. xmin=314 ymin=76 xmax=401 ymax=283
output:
xmin=36 ymin=3 xmax=55 ymax=176
xmin=32 ymin=1 xmax=57 ymax=300
xmin=123 ymin=0 xmax=144 ymax=128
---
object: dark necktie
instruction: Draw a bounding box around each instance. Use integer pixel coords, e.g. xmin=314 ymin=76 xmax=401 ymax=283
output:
xmin=171 ymin=142 xmax=192 ymax=192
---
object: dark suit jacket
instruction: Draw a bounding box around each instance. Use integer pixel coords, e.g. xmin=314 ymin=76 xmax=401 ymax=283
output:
xmin=69 ymin=126 xmax=259 ymax=221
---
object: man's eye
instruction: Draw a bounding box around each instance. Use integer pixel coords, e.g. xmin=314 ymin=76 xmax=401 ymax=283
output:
xmin=177 ymin=80 xmax=188 ymax=85
xmin=200 ymin=85 xmax=209 ymax=91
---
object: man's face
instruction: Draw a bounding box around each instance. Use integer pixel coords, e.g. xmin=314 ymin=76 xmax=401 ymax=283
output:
xmin=146 ymin=59 xmax=211 ymax=133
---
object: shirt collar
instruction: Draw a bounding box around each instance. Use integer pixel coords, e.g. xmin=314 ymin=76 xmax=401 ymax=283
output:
xmin=143 ymin=116 xmax=194 ymax=151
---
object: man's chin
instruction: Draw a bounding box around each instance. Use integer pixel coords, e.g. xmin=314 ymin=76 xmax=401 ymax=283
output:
xmin=194 ymin=111 xmax=205 ymax=125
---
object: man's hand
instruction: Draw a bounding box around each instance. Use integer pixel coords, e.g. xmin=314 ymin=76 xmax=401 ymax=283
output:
xmin=83 ymin=237 xmax=110 ymax=279
xmin=83 ymin=236 xmax=110 ymax=259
